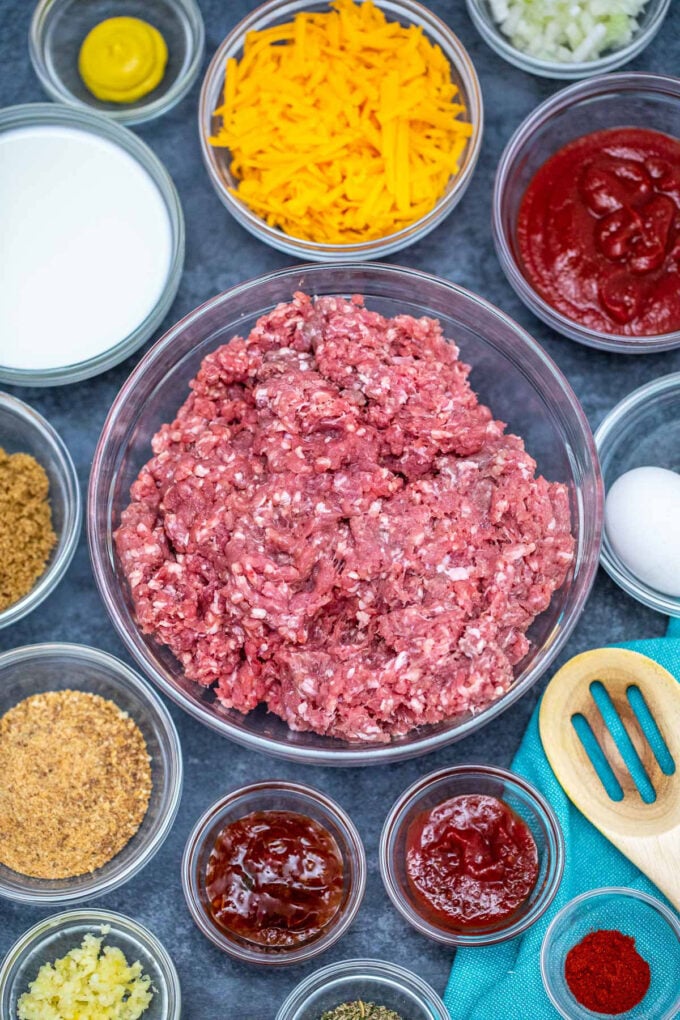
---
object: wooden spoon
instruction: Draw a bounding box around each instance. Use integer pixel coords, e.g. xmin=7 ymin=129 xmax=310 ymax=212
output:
xmin=539 ymin=647 xmax=680 ymax=911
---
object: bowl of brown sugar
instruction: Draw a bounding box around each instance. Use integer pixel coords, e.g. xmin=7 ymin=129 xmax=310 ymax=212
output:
xmin=0 ymin=392 xmax=81 ymax=629
xmin=0 ymin=642 xmax=183 ymax=905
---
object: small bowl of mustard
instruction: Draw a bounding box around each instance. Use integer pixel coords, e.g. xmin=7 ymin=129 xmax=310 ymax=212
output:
xmin=29 ymin=0 xmax=204 ymax=124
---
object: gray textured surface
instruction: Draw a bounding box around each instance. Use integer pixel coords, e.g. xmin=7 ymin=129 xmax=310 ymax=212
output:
xmin=0 ymin=1 xmax=678 ymax=1016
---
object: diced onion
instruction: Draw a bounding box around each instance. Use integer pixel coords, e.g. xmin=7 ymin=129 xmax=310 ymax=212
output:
xmin=489 ymin=0 xmax=649 ymax=63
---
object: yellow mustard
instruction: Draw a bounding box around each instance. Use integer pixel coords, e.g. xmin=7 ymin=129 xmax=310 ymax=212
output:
xmin=78 ymin=17 xmax=168 ymax=104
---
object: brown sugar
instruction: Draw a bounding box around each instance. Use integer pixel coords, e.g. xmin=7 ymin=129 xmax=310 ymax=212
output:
xmin=0 ymin=447 xmax=57 ymax=611
xmin=0 ymin=690 xmax=152 ymax=879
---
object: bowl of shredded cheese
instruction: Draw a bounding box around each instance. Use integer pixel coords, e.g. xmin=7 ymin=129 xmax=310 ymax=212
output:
xmin=198 ymin=0 xmax=483 ymax=260
xmin=0 ymin=909 xmax=180 ymax=1020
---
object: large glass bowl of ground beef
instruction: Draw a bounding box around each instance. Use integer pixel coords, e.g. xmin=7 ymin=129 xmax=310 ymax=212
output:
xmin=89 ymin=264 xmax=602 ymax=764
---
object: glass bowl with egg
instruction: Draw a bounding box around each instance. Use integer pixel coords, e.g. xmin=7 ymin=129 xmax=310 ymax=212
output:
xmin=0 ymin=392 xmax=81 ymax=630
xmin=0 ymin=103 xmax=184 ymax=386
xmin=595 ymin=372 xmax=680 ymax=617
xmin=0 ymin=643 xmax=183 ymax=905
xmin=198 ymin=0 xmax=483 ymax=261
xmin=0 ymin=909 xmax=181 ymax=1020
xmin=181 ymin=780 xmax=366 ymax=964
xmin=466 ymin=0 xmax=671 ymax=80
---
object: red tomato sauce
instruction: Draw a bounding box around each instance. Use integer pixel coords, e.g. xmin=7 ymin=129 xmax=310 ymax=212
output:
xmin=205 ymin=810 xmax=344 ymax=946
xmin=517 ymin=127 xmax=680 ymax=336
xmin=405 ymin=794 xmax=538 ymax=929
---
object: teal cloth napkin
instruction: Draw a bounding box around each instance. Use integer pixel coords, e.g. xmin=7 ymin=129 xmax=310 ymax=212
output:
xmin=444 ymin=617 xmax=680 ymax=1020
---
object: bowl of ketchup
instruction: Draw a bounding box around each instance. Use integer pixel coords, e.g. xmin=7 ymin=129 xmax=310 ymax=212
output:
xmin=493 ymin=72 xmax=680 ymax=353
xmin=379 ymin=765 xmax=564 ymax=946
xmin=181 ymin=780 xmax=366 ymax=964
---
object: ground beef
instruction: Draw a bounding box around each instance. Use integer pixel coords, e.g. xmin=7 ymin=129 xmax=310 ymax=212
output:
xmin=116 ymin=294 xmax=575 ymax=743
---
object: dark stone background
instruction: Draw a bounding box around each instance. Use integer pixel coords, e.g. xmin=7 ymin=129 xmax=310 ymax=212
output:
xmin=0 ymin=0 xmax=678 ymax=1016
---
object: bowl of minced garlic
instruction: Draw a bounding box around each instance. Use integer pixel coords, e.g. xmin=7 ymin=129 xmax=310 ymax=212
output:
xmin=0 ymin=909 xmax=181 ymax=1020
xmin=0 ymin=392 xmax=81 ymax=629
xmin=199 ymin=0 xmax=483 ymax=259
xmin=0 ymin=643 xmax=183 ymax=904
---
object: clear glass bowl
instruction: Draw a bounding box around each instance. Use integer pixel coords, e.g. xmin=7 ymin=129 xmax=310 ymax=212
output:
xmin=466 ymin=0 xmax=670 ymax=80
xmin=0 ymin=104 xmax=185 ymax=386
xmin=0 ymin=393 xmax=81 ymax=629
xmin=88 ymin=262 xmax=602 ymax=765
xmin=0 ymin=909 xmax=181 ymax=1020
xmin=0 ymin=643 xmax=183 ymax=905
xmin=379 ymin=765 xmax=564 ymax=946
xmin=181 ymin=780 xmax=366 ymax=965
xmin=595 ymin=373 xmax=680 ymax=617
xmin=541 ymin=887 xmax=680 ymax=1020
xmin=29 ymin=0 xmax=204 ymax=125
xmin=275 ymin=959 xmax=449 ymax=1020
xmin=198 ymin=0 xmax=483 ymax=261
xmin=493 ymin=73 xmax=680 ymax=353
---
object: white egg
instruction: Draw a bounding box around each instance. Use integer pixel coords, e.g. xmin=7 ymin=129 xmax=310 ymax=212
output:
xmin=605 ymin=466 xmax=680 ymax=598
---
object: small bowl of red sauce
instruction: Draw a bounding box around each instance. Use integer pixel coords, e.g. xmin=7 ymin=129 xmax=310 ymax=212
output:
xmin=181 ymin=780 xmax=366 ymax=965
xmin=379 ymin=764 xmax=564 ymax=946
xmin=541 ymin=887 xmax=680 ymax=1019
xmin=493 ymin=72 xmax=680 ymax=353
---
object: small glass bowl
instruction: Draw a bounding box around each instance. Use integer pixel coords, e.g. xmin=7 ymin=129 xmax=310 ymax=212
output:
xmin=541 ymin=887 xmax=680 ymax=1020
xmin=595 ymin=372 xmax=680 ymax=617
xmin=0 ymin=643 xmax=183 ymax=905
xmin=182 ymin=780 xmax=366 ymax=965
xmin=0 ymin=909 xmax=181 ymax=1020
xmin=29 ymin=0 xmax=204 ymax=125
xmin=198 ymin=0 xmax=483 ymax=262
xmin=0 ymin=393 xmax=81 ymax=629
xmin=275 ymin=959 xmax=450 ymax=1020
xmin=465 ymin=0 xmax=670 ymax=80
xmin=0 ymin=104 xmax=184 ymax=387
xmin=380 ymin=764 xmax=564 ymax=946
xmin=493 ymin=73 xmax=680 ymax=353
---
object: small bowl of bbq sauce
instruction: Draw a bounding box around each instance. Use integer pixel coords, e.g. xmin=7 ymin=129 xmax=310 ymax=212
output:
xmin=380 ymin=765 xmax=564 ymax=947
xmin=181 ymin=780 xmax=366 ymax=965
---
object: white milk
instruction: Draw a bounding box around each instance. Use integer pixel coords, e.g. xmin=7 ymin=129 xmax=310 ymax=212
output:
xmin=0 ymin=124 xmax=172 ymax=371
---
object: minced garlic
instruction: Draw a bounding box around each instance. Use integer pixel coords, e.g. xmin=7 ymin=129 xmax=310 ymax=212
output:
xmin=17 ymin=931 xmax=153 ymax=1020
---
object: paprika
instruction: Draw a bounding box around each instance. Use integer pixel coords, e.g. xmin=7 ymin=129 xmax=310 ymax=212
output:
xmin=564 ymin=928 xmax=651 ymax=1015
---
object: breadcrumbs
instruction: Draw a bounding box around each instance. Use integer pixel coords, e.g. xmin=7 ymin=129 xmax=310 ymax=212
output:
xmin=0 ymin=446 xmax=56 ymax=611
xmin=0 ymin=690 xmax=152 ymax=879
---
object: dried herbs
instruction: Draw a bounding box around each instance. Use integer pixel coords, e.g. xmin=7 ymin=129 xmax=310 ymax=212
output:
xmin=320 ymin=1003 xmax=404 ymax=1020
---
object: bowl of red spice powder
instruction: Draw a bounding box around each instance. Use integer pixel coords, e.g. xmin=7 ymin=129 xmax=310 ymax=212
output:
xmin=541 ymin=887 xmax=680 ymax=1019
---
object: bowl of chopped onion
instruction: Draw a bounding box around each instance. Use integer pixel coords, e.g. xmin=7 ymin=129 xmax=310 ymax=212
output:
xmin=198 ymin=0 xmax=483 ymax=261
xmin=466 ymin=0 xmax=671 ymax=80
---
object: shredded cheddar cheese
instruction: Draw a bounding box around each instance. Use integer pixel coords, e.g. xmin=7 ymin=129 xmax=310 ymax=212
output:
xmin=208 ymin=0 xmax=473 ymax=244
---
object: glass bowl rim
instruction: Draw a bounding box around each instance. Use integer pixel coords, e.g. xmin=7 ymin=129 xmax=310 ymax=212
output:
xmin=492 ymin=72 xmax=680 ymax=353
xmin=274 ymin=957 xmax=450 ymax=1020
xmin=540 ymin=886 xmax=680 ymax=1020
xmin=28 ymin=0 xmax=206 ymax=126
xmin=181 ymin=779 xmax=367 ymax=965
xmin=0 ymin=641 xmax=184 ymax=905
xmin=379 ymin=763 xmax=566 ymax=946
xmin=87 ymin=260 xmax=603 ymax=765
xmin=465 ymin=0 xmax=671 ymax=80
xmin=594 ymin=371 xmax=680 ymax=617
xmin=0 ymin=103 xmax=185 ymax=386
xmin=0 ymin=391 xmax=81 ymax=629
xmin=197 ymin=0 xmax=484 ymax=260
xmin=0 ymin=907 xmax=181 ymax=1019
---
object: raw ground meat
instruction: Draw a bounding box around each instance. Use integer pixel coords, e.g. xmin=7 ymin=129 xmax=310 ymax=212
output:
xmin=116 ymin=294 xmax=575 ymax=742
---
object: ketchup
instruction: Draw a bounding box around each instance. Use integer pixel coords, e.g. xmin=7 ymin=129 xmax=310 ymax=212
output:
xmin=517 ymin=127 xmax=680 ymax=336
xmin=205 ymin=810 xmax=344 ymax=947
xmin=405 ymin=794 xmax=538 ymax=930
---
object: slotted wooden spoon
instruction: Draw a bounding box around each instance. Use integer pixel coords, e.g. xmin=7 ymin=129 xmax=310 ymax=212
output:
xmin=539 ymin=647 xmax=680 ymax=911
